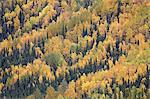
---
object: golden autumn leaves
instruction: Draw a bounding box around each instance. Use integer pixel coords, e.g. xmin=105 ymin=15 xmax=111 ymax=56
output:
xmin=5 ymin=59 xmax=55 ymax=87
xmin=0 ymin=0 xmax=150 ymax=98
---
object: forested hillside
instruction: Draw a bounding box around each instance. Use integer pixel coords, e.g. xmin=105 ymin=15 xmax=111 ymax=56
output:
xmin=0 ymin=0 xmax=150 ymax=98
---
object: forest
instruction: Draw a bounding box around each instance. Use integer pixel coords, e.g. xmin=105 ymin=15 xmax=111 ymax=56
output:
xmin=0 ymin=0 xmax=150 ymax=99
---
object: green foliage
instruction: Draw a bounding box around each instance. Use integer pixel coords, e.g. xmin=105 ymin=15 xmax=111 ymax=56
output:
xmin=44 ymin=52 xmax=64 ymax=67
xmin=24 ymin=20 xmax=32 ymax=31
xmin=126 ymin=48 xmax=150 ymax=65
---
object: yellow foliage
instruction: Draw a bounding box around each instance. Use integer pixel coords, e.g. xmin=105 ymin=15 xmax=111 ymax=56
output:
xmin=0 ymin=83 xmax=4 ymax=94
